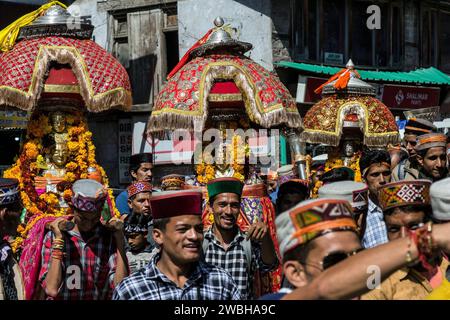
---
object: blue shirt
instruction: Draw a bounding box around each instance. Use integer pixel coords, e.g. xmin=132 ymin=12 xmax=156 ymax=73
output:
xmin=362 ymin=198 xmax=389 ymax=248
xmin=116 ymin=190 xmax=130 ymax=216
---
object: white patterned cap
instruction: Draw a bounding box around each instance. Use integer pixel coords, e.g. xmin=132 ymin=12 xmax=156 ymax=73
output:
xmin=430 ymin=177 xmax=450 ymax=221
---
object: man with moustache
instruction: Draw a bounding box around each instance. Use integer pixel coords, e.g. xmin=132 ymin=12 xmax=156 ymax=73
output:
xmin=202 ymin=177 xmax=278 ymax=299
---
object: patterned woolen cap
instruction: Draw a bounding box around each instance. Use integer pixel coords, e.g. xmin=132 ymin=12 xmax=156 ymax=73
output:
xmin=378 ymin=180 xmax=431 ymax=212
xmin=71 ymin=179 xmax=107 ymax=212
xmin=318 ymin=181 xmax=368 ymax=214
xmin=415 ymin=133 xmax=446 ymax=151
xmin=276 ymin=198 xmax=357 ymax=258
xmin=127 ymin=181 xmax=152 ymax=199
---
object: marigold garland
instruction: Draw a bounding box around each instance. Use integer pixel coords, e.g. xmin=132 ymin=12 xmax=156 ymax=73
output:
xmin=4 ymin=112 xmax=120 ymax=254
xmin=195 ymin=134 xmax=248 ymax=184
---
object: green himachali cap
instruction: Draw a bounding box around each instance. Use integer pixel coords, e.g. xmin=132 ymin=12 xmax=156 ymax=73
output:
xmin=207 ymin=177 xmax=244 ymax=199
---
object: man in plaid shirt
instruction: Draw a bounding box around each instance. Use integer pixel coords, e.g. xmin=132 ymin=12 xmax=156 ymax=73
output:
xmin=203 ymin=178 xmax=279 ymax=299
xmin=359 ymin=150 xmax=391 ymax=248
xmin=113 ymin=190 xmax=241 ymax=300
xmin=39 ymin=179 xmax=129 ymax=300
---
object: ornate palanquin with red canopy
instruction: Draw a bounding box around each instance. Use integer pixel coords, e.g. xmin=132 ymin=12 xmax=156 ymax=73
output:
xmin=305 ymin=60 xmax=400 ymax=196
xmin=148 ymin=17 xmax=301 ymax=296
xmin=0 ymin=32 xmax=131 ymax=112
xmin=302 ymin=60 xmax=399 ymax=147
xmin=0 ymin=3 xmax=131 ymax=300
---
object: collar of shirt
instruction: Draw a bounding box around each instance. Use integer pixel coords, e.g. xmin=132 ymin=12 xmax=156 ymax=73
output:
xmin=204 ymin=227 xmax=245 ymax=249
xmin=368 ymin=198 xmax=383 ymax=217
xmin=144 ymin=252 xmax=206 ymax=288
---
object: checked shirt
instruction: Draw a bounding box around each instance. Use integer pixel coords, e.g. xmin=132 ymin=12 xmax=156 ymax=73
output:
xmin=39 ymin=225 xmax=118 ymax=300
xmin=362 ymin=199 xmax=389 ymax=249
xmin=113 ymin=253 xmax=242 ymax=300
xmin=203 ymin=228 xmax=277 ymax=299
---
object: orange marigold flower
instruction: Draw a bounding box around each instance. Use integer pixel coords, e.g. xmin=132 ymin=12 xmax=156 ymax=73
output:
xmin=64 ymin=172 xmax=76 ymax=182
xmin=65 ymin=162 xmax=78 ymax=171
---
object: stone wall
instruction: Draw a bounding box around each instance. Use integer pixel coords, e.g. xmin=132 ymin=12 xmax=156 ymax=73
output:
xmin=271 ymin=0 xmax=292 ymax=64
xmin=178 ymin=0 xmax=274 ymax=70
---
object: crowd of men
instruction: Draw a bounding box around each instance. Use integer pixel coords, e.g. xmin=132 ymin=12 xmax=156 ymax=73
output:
xmin=1 ymin=118 xmax=450 ymax=300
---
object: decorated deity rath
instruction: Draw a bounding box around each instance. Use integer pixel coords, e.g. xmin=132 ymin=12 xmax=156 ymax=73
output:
xmin=0 ymin=2 xmax=131 ymax=298
xmin=147 ymin=17 xmax=304 ymax=295
xmin=303 ymin=59 xmax=400 ymax=190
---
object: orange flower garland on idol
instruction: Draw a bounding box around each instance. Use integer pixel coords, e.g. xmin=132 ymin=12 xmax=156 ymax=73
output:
xmin=4 ymin=112 xmax=119 ymax=254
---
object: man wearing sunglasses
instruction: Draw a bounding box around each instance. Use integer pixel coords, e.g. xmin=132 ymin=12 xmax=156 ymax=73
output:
xmin=0 ymin=178 xmax=24 ymax=300
xmin=260 ymin=198 xmax=362 ymax=300
xmin=359 ymin=150 xmax=391 ymax=249
xmin=362 ymin=180 xmax=449 ymax=300
xmin=392 ymin=118 xmax=436 ymax=182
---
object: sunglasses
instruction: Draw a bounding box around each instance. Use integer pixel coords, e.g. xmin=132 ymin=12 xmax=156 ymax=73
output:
xmin=321 ymin=248 xmax=365 ymax=270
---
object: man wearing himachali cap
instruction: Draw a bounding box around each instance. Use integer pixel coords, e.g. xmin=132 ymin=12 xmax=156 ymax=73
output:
xmin=275 ymin=164 xmax=309 ymax=215
xmin=39 ymin=179 xmax=129 ymax=300
xmin=203 ymin=177 xmax=278 ymax=299
xmin=415 ymin=133 xmax=448 ymax=182
xmin=113 ymin=190 xmax=241 ymax=300
xmin=126 ymin=181 xmax=155 ymax=250
xmin=124 ymin=182 xmax=155 ymax=272
xmin=0 ymin=178 xmax=24 ymax=300
xmin=361 ymin=180 xmax=449 ymax=299
xmin=392 ymin=118 xmax=436 ymax=181
xmin=260 ymin=197 xmax=363 ymax=299
xmin=116 ymin=153 xmax=153 ymax=216
xmin=267 ymin=196 xmax=450 ymax=300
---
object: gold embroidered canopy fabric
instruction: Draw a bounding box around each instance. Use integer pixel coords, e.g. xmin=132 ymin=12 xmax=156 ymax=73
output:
xmin=0 ymin=36 xmax=132 ymax=112
xmin=147 ymin=54 xmax=303 ymax=133
xmin=301 ymin=95 xmax=399 ymax=147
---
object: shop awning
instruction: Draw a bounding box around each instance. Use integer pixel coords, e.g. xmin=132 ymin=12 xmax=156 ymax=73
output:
xmin=276 ymin=61 xmax=450 ymax=86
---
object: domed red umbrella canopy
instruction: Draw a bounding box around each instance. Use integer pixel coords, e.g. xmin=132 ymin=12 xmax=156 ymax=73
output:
xmin=147 ymin=17 xmax=302 ymax=134
xmin=301 ymin=60 xmax=399 ymax=147
xmin=0 ymin=4 xmax=131 ymax=112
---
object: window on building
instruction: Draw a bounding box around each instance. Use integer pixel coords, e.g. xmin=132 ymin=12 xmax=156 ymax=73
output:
xmin=108 ymin=7 xmax=178 ymax=106
xmin=291 ymin=0 xmax=404 ymax=68
xmin=420 ymin=6 xmax=439 ymax=68
xmin=439 ymin=10 xmax=450 ymax=73
xmin=322 ymin=0 xmax=345 ymax=64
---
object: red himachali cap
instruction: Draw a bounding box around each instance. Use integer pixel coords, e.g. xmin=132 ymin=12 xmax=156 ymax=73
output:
xmin=150 ymin=190 xmax=203 ymax=219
